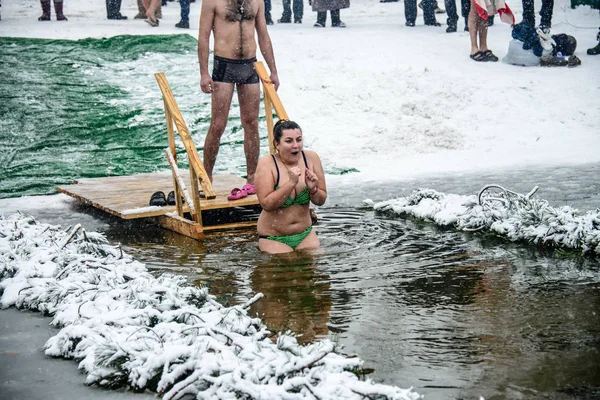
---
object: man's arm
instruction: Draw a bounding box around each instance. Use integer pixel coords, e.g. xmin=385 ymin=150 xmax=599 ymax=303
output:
xmin=198 ymin=0 xmax=215 ymax=93
xmin=255 ymin=1 xmax=279 ymax=90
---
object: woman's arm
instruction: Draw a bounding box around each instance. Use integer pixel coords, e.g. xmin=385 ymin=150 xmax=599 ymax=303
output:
xmin=305 ymin=151 xmax=327 ymax=206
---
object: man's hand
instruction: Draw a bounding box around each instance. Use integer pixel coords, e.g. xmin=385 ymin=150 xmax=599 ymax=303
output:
xmin=200 ymin=74 xmax=214 ymax=93
xmin=270 ymin=72 xmax=280 ymax=91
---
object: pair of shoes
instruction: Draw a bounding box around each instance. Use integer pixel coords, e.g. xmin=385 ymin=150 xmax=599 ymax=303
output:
xmin=567 ymin=55 xmax=581 ymax=67
xmin=175 ymin=20 xmax=189 ymax=28
xmin=314 ymin=22 xmax=325 ymax=27
xmin=227 ymin=187 xmax=248 ymax=201
xmin=425 ymin=21 xmax=441 ymax=26
xmin=149 ymin=191 xmax=167 ymax=207
xmin=470 ymin=51 xmax=485 ymax=62
xmin=482 ymin=49 xmax=498 ymax=62
xmin=108 ymin=14 xmax=128 ymax=20
xmin=332 ymin=21 xmax=346 ymax=27
xmin=587 ymin=43 xmax=600 ymax=55
xmin=294 ymin=19 xmax=302 ymax=23
xmin=540 ymin=54 xmax=568 ymax=66
xmin=446 ymin=24 xmax=457 ymax=32
xmin=278 ymin=18 xmax=291 ymax=23
xmin=145 ymin=18 xmax=159 ymax=27
xmin=405 ymin=21 xmax=415 ymax=27
xmin=166 ymin=191 xmax=185 ymax=205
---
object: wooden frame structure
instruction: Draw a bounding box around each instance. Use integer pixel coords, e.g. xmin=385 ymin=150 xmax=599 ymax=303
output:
xmin=152 ymin=61 xmax=289 ymax=239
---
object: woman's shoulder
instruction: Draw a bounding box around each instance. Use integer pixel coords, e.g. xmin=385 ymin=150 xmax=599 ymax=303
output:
xmin=302 ymin=149 xmax=320 ymax=160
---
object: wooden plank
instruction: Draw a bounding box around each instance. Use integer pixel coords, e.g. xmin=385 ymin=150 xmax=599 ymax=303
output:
xmin=158 ymin=214 xmax=204 ymax=240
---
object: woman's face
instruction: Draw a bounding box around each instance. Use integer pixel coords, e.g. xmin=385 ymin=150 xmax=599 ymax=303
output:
xmin=276 ymin=128 xmax=303 ymax=162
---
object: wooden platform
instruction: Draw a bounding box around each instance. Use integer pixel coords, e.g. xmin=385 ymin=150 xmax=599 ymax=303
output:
xmin=56 ymin=171 xmax=260 ymax=220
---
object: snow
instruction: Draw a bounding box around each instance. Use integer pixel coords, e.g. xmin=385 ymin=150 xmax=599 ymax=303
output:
xmin=1 ymin=0 xmax=598 ymax=187
xmin=371 ymin=187 xmax=600 ymax=253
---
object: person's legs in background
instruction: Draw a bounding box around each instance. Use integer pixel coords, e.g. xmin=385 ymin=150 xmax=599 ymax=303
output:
xmin=444 ymin=0 xmax=459 ymax=32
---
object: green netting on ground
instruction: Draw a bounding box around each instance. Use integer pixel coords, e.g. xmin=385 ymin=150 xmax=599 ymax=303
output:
xmin=0 ymin=35 xmax=211 ymax=199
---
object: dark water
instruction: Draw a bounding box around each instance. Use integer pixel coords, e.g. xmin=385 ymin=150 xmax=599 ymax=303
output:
xmin=2 ymin=36 xmax=600 ymax=399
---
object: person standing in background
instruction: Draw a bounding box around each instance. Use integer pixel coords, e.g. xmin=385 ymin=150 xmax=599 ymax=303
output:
xmin=176 ymin=0 xmax=191 ymax=28
xmin=279 ymin=0 xmax=304 ymax=23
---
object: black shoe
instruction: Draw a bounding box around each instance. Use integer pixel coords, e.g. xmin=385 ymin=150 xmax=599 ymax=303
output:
xmin=446 ymin=24 xmax=457 ymax=32
xmin=278 ymin=18 xmax=291 ymax=23
xmin=332 ymin=21 xmax=346 ymax=27
xmin=425 ymin=21 xmax=441 ymax=26
xmin=380 ymin=0 xmax=399 ymax=2
xmin=568 ymin=54 xmax=582 ymax=67
xmin=588 ymin=43 xmax=600 ymax=55
xmin=108 ymin=13 xmax=128 ymax=20
xmin=294 ymin=19 xmax=302 ymax=23
xmin=266 ymin=16 xmax=274 ymax=25
xmin=166 ymin=191 xmax=185 ymax=205
xmin=406 ymin=21 xmax=415 ymax=27
xmin=175 ymin=20 xmax=189 ymax=28
xmin=149 ymin=191 xmax=167 ymax=207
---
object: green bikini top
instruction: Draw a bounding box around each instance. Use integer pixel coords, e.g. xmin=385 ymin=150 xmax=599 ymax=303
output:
xmin=272 ymin=152 xmax=311 ymax=208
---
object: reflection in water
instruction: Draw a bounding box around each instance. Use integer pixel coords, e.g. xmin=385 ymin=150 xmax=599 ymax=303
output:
xmin=249 ymin=252 xmax=331 ymax=344
xmin=101 ymin=205 xmax=600 ymax=400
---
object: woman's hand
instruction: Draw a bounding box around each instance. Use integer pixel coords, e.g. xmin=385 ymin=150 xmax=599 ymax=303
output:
xmin=305 ymin=168 xmax=319 ymax=192
xmin=288 ymin=166 xmax=301 ymax=186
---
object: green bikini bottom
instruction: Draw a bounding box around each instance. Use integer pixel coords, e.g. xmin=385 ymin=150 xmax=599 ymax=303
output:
xmin=259 ymin=226 xmax=313 ymax=249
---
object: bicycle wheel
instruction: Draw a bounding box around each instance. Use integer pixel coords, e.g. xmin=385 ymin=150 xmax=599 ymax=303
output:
xmin=478 ymin=185 xmax=510 ymax=210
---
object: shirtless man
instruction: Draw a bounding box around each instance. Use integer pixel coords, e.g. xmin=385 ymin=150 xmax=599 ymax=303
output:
xmin=198 ymin=0 xmax=279 ymax=189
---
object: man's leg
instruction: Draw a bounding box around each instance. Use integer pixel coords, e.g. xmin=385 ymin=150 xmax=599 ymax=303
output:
xmin=293 ymin=0 xmax=303 ymax=22
xmin=404 ymin=0 xmax=417 ymax=25
xmin=539 ymin=0 xmax=553 ymax=29
xmin=281 ymin=0 xmax=292 ymax=22
xmin=204 ymin=82 xmax=235 ymax=182
xmin=236 ymin=83 xmax=261 ymax=185
xmin=444 ymin=0 xmax=459 ymax=31
xmin=521 ymin=0 xmax=535 ymax=26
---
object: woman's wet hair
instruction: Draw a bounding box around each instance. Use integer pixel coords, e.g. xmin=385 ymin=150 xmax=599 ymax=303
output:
xmin=273 ymin=119 xmax=302 ymax=143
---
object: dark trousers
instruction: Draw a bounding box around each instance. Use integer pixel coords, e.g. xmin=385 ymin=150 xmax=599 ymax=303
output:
xmin=316 ymin=9 xmax=341 ymax=25
xmin=522 ymin=0 xmax=554 ymax=27
xmin=444 ymin=0 xmax=469 ymax=25
xmin=405 ymin=0 xmax=437 ymax=24
xmin=106 ymin=0 xmax=123 ymax=18
xmin=179 ymin=0 xmax=190 ymax=22
xmin=282 ymin=0 xmax=303 ymax=21
xmin=265 ymin=0 xmax=272 ymax=18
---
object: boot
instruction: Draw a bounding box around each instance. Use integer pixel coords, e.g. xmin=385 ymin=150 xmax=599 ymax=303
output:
xmin=134 ymin=0 xmax=146 ymax=18
xmin=588 ymin=42 xmax=600 ymax=55
xmin=38 ymin=0 xmax=51 ymax=21
xmin=54 ymin=0 xmax=67 ymax=21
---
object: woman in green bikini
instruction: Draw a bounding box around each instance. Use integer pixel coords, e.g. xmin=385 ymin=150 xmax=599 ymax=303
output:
xmin=255 ymin=119 xmax=327 ymax=254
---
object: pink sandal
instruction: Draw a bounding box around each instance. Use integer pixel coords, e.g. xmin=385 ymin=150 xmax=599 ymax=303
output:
xmin=227 ymin=187 xmax=248 ymax=201
xmin=242 ymin=184 xmax=256 ymax=195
